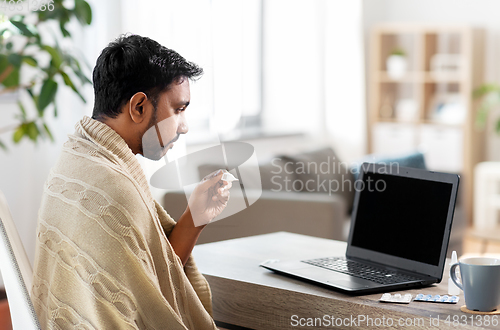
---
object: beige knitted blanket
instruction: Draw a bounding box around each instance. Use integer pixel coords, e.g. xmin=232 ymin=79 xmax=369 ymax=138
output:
xmin=32 ymin=116 xmax=217 ymax=329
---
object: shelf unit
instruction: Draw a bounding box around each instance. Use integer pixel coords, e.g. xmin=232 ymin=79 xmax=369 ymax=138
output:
xmin=368 ymin=23 xmax=485 ymax=225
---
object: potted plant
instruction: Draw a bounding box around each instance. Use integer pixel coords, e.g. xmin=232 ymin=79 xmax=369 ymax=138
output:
xmin=386 ymin=47 xmax=407 ymax=79
xmin=0 ymin=0 xmax=92 ymax=151
xmin=473 ymin=83 xmax=500 ymax=133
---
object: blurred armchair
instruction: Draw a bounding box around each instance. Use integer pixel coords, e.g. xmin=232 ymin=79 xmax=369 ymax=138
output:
xmin=163 ymin=189 xmax=346 ymax=244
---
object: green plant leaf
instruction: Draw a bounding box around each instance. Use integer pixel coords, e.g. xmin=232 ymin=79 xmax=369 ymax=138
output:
xmin=17 ymin=101 xmax=27 ymax=120
xmin=72 ymin=63 xmax=91 ymax=85
xmin=42 ymin=45 xmax=63 ymax=68
xmin=473 ymin=84 xmax=500 ymax=99
xmin=0 ymin=139 xmax=7 ymax=151
xmin=38 ymin=79 xmax=58 ymax=113
xmin=4 ymin=0 xmax=92 ymax=148
xmin=69 ymin=55 xmax=82 ymax=70
xmin=59 ymin=21 xmax=71 ymax=37
xmin=26 ymin=122 xmax=39 ymax=141
xmin=43 ymin=122 xmax=54 ymax=142
xmin=54 ymin=6 xmax=71 ymax=26
xmin=7 ymin=53 xmax=22 ymax=68
xmin=9 ymin=20 xmax=35 ymax=37
xmin=53 ymin=7 xmax=72 ymax=38
xmin=26 ymin=87 xmax=34 ymax=98
xmin=74 ymin=0 xmax=92 ymax=25
xmin=22 ymin=55 xmax=38 ymax=67
xmin=59 ymin=70 xmax=86 ymax=102
xmin=495 ymin=120 xmax=500 ymax=134
xmin=27 ymin=88 xmax=40 ymax=115
xmin=59 ymin=70 xmax=73 ymax=87
xmin=390 ymin=47 xmax=405 ymax=56
xmin=0 ymin=54 xmax=20 ymax=87
xmin=13 ymin=124 xmax=26 ymax=143
xmin=474 ymin=83 xmax=500 ymax=134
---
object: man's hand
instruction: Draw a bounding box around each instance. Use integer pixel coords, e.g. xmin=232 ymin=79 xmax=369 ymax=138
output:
xmin=188 ymin=170 xmax=232 ymax=226
xmin=168 ymin=169 xmax=232 ymax=265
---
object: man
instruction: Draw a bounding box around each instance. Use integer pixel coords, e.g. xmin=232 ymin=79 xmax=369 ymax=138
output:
xmin=32 ymin=35 xmax=230 ymax=329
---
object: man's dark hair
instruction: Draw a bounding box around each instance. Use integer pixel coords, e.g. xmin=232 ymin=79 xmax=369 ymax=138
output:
xmin=92 ymin=34 xmax=203 ymax=119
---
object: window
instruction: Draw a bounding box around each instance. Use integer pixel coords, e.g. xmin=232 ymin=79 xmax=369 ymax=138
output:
xmin=121 ymin=0 xmax=263 ymax=143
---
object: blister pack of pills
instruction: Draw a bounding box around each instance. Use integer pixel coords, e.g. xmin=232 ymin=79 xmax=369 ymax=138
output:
xmin=414 ymin=294 xmax=459 ymax=304
xmin=379 ymin=293 xmax=413 ymax=304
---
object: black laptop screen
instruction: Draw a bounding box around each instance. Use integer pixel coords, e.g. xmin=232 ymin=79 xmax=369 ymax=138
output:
xmin=350 ymin=171 xmax=453 ymax=266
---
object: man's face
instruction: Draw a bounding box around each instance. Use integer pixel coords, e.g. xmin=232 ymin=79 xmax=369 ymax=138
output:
xmin=141 ymin=78 xmax=190 ymax=160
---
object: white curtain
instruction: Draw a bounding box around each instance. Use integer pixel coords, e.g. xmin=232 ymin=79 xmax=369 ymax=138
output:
xmin=263 ymin=0 xmax=366 ymax=160
xmin=324 ymin=0 xmax=366 ymax=161
xmin=121 ymin=0 xmax=262 ymax=137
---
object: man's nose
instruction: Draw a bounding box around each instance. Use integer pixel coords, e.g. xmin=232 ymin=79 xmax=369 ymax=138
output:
xmin=178 ymin=113 xmax=188 ymax=134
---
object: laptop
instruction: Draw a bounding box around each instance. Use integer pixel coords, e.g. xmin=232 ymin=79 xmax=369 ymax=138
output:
xmin=260 ymin=163 xmax=460 ymax=294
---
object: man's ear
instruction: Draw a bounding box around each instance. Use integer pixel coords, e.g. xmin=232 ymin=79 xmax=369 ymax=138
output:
xmin=128 ymin=92 xmax=151 ymax=124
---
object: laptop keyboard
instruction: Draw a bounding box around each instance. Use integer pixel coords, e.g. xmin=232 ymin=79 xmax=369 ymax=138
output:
xmin=302 ymin=257 xmax=421 ymax=285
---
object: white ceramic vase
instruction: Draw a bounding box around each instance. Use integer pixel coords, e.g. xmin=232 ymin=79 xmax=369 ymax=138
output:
xmin=386 ymin=55 xmax=407 ymax=78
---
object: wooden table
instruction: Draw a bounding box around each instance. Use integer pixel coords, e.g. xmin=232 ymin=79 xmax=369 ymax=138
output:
xmin=193 ymin=232 xmax=499 ymax=330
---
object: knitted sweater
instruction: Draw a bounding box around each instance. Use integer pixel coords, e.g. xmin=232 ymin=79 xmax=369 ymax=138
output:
xmin=32 ymin=116 xmax=217 ymax=329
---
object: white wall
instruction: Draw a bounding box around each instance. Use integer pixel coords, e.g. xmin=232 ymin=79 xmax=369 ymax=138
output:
xmin=363 ymin=0 xmax=500 ymax=160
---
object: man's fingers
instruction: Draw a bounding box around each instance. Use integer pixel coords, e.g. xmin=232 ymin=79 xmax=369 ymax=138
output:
xmin=203 ymin=169 xmax=224 ymax=182
xmin=201 ymin=170 xmax=234 ymax=193
xmin=218 ymin=196 xmax=229 ymax=206
xmin=213 ymin=190 xmax=230 ymax=202
xmin=218 ymin=186 xmax=231 ymax=195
